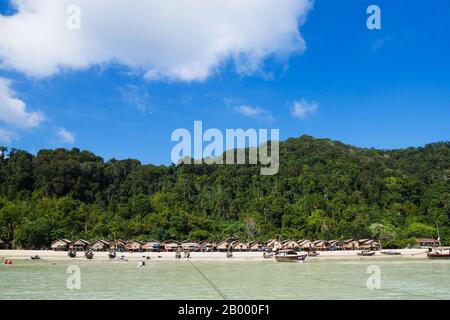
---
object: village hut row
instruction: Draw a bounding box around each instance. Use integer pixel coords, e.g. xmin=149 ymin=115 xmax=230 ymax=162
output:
xmin=49 ymin=238 xmax=386 ymax=252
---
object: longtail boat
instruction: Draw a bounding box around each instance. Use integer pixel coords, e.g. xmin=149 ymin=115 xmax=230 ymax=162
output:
xmin=381 ymin=251 xmax=401 ymax=256
xmin=274 ymin=250 xmax=308 ymax=262
xmin=427 ymin=248 xmax=450 ymax=260
xmin=357 ymin=250 xmax=376 ymax=256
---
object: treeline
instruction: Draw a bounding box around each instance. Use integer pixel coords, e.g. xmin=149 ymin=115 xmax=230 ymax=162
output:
xmin=0 ymin=136 xmax=449 ymax=249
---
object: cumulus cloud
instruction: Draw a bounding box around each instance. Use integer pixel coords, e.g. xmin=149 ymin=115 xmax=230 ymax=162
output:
xmin=232 ymin=105 xmax=274 ymax=121
xmin=0 ymin=127 xmax=18 ymax=143
xmin=57 ymin=127 xmax=75 ymax=144
xmin=291 ymin=99 xmax=318 ymax=119
xmin=0 ymin=0 xmax=314 ymax=81
xmin=0 ymin=77 xmax=44 ymax=129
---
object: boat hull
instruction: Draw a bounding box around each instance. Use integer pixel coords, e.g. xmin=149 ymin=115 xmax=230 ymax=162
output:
xmin=275 ymin=254 xmax=308 ymax=262
xmin=427 ymin=253 xmax=450 ymax=259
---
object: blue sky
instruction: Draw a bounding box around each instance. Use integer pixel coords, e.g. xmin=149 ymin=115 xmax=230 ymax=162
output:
xmin=0 ymin=0 xmax=449 ymax=164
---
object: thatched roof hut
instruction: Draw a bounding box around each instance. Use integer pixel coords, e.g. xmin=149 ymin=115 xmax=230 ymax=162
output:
xmin=266 ymin=239 xmax=282 ymax=250
xmin=162 ymin=240 xmax=180 ymax=252
xmin=297 ymin=240 xmax=314 ymax=251
xmin=110 ymin=240 xmax=126 ymax=251
xmin=359 ymin=239 xmax=381 ymax=250
xmin=329 ymin=240 xmax=343 ymax=251
xmin=282 ymin=240 xmax=300 ymax=250
xmin=342 ymin=239 xmax=359 ymax=250
xmin=181 ymin=240 xmax=200 ymax=251
xmin=69 ymin=239 xmax=90 ymax=251
xmin=248 ymin=240 xmax=263 ymax=252
xmin=125 ymin=240 xmax=142 ymax=252
xmin=216 ymin=238 xmax=234 ymax=252
xmin=199 ymin=241 xmax=215 ymax=252
xmin=89 ymin=240 xmax=110 ymax=252
xmin=51 ymin=239 xmax=71 ymax=251
xmin=313 ymin=240 xmax=331 ymax=251
xmin=142 ymin=240 xmax=161 ymax=252
xmin=231 ymin=241 xmax=249 ymax=252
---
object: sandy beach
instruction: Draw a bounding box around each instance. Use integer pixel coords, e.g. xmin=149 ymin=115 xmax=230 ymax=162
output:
xmin=0 ymin=248 xmax=431 ymax=262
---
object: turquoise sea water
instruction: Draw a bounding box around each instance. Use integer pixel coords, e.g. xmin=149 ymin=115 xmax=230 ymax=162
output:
xmin=1 ymin=259 xmax=449 ymax=300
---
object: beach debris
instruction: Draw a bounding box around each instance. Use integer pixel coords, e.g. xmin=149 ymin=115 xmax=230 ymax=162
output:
xmin=137 ymin=260 xmax=146 ymax=268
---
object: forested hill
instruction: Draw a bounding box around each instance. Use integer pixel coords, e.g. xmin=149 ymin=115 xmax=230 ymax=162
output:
xmin=0 ymin=135 xmax=449 ymax=249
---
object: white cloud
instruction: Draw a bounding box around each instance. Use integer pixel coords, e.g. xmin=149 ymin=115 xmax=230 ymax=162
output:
xmin=57 ymin=127 xmax=75 ymax=144
xmin=232 ymin=105 xmax=274 ymax=121
xmin=0 ymin=77 xmax=44 ymax=129
xmin=291 ymin=99 xmax=318 ymax=119
xmin=0 ymin=127 xmax=18 ymax=143
xmin=0 ymin=0 xmax=314 ymax=81
xmin=118 ymin=84 xmax=150 ymax=113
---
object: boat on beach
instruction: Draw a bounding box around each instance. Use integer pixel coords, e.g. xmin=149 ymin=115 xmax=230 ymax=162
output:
xmin=381 ymin=251 xmax=401 ymax=256
xmin=427 ymin=248 xmax=450 ymax=260
xmin=85 ymin=250 xmax=94 ymax=259
xmin=357 ymin=250 xmax=376 ymax=256
xmin=68 ymin=250 xmax=76 ymax=258
xmin=274 ymin=250 xmax=308 ymax=262
xmin=30 ymin=255 xmax=41 ymax=260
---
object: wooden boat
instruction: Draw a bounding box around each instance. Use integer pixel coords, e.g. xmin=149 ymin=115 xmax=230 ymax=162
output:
xmin=108 ymin=251 xmax=116 ymax=259
xmin=381 ymin=250 xmax=401 ymax=256
xmin=357 ymin=250 xmax=376 ymax=256
xmin=427 ymin=248 xmax=450 ymax=259
xmin=274 ymin=250 xmax=308 ymax=262
xmin=85 ymin=250 xmax=94 ymax=260
xmin=68 ymin=250 xmax=76 ymax=258
xmin=30 ymin=255 xmax=41 ymax=260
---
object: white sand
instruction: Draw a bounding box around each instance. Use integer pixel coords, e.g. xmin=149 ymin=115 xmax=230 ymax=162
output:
xmin=0 ymin=248 xmax=430 ymax=262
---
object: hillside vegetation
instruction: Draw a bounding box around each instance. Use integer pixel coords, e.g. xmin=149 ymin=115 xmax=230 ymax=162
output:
xmin=0 ymin=135 xmax=449 ymax=248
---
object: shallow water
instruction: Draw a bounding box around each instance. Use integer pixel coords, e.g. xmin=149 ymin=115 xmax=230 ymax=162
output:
xmin=1 ymin=259 xmax=449 ymax=300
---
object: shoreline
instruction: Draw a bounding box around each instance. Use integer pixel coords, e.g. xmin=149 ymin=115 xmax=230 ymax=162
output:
xmin=1 ymin=249 xmax=431 ymax=262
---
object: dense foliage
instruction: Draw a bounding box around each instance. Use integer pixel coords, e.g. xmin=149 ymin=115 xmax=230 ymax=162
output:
xmin=0 ymin=136 xmax=449 ymax=249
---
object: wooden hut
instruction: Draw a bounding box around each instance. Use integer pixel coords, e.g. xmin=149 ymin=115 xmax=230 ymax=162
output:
xmin=69 ymin=239 xmax=90 ymax=251
xmin=282 ymin=240 xmax=300 ymax=250
xmin=125 ymin=240 xmax=142 ymax=252
xmin=342 ymin=239 xmax=359 ymax=250
xmin=110 ymin=240 xmax=126 ymax=252
xmin=162 ymin=240 xmax=180 ymax=252
xmin=231 ymin=241 xmax=250 ymax=252
xmin=89 ymin=240 xmax=110 ymax=252
xmin=266 ymin=239 xmax=282 ymax=251
xmin=329 ymin=240 xmax=343 ymax=251
xmin=416 ymin=238 xmax=440 ymax=248
xmin=181 ymin=240 xmax=200 ymax=252
xmin=199 ymin=241 xmax=215 ymax=252
xmin=216 ymin=238 xmax=234 ymax=252
xmin=50 ymin=239 xmax=71 ymax=251
xmin=313 ymin=240 xmax=331 ymax=251
xmin=142 ymin=241 xmax=161 ymax=252
xmin=297 ymin=240 xmax=314 ymax=251
xmin=359 ymin=239 xmax=381 ymax=251
xmin=249 ymin=240 xmax=263 ymax=252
